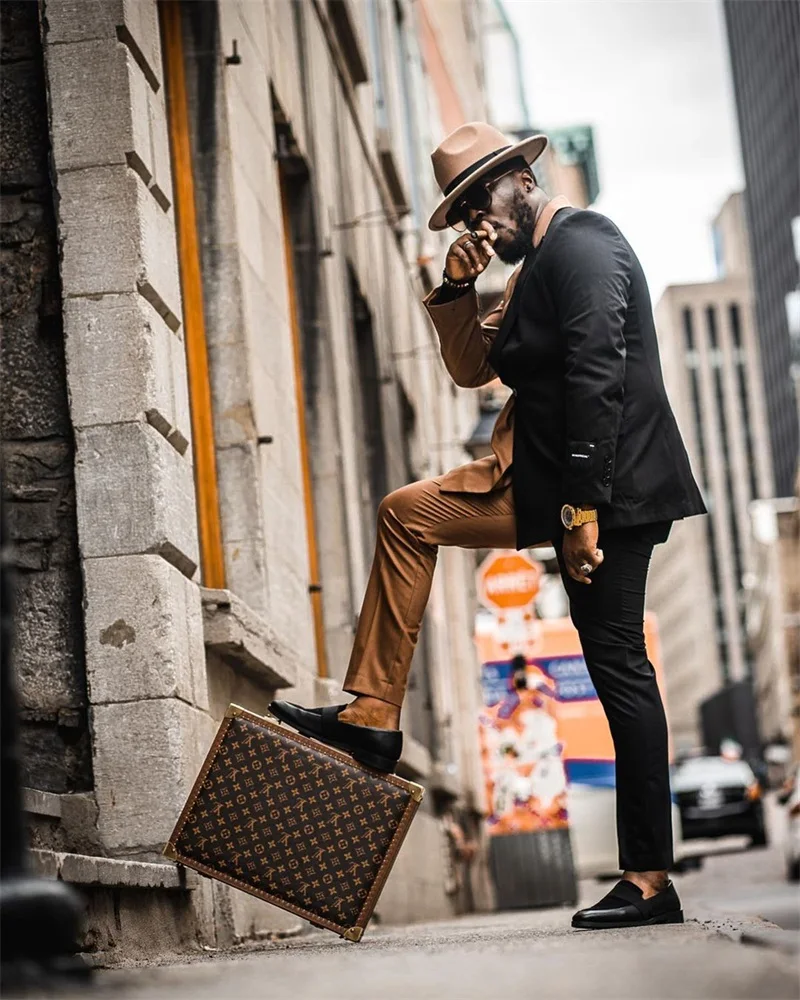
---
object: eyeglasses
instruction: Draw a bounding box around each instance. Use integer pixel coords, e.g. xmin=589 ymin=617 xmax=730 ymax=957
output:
xmin=445 ymin=163 xmax=521 ymax=232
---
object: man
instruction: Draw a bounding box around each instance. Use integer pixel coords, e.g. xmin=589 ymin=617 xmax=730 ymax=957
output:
xmin=272 ymin=122 xmax=706 ymax=929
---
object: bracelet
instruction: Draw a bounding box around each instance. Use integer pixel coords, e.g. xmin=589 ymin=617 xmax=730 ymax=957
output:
xmin=442 ymin=269 xmax=475 ymax=290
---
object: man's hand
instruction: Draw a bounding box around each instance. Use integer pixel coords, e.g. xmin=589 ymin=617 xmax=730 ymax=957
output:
xmin=445 ymin=222 xmax=497 ymax=281
xmin=562 ymin=522 xmax=604 ymax=585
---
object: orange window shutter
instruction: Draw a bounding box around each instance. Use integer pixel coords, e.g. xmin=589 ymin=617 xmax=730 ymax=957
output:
xmin=159 ymin=0 xmax=226 ymax=589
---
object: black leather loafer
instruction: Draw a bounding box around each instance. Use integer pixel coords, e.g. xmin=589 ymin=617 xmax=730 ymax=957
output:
xmin=572 ymin=879 xmax=684 ymax=930
xmin=268 ymin=701 xmax=402 ymax=774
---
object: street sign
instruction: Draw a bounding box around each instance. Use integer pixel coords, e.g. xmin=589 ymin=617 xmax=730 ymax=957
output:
xmin=476 ymin=550 xmax=543 ymax=611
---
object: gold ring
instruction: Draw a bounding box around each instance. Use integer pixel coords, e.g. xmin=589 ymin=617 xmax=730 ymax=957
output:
xmin=580 ymin=563 xmax=592 ymax=574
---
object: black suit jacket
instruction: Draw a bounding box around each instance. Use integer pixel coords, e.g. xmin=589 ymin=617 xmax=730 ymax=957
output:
xmin=487 ymin=207 xmax=706 ymax=548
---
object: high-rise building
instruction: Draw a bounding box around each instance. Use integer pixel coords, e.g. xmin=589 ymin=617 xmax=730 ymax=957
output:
xmin=723 ymin=0 xmax=800 ymax=497
xmin=651 ymin=193 xmax=774 ymax=749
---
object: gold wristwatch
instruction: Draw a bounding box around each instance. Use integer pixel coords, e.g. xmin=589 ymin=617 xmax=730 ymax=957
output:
xmin=560 ymin=504 xmax=598 ymax=530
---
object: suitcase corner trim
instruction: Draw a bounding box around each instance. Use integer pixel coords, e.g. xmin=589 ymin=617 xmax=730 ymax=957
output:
xmin=343 ymin=926 xmax=365 ymax=943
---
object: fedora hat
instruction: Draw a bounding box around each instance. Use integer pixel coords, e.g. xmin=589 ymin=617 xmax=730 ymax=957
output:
xmin=428 ymin=122 xmax=548 ymax=231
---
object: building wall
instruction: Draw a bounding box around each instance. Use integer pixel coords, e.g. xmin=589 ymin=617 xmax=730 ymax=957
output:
xmin=746 ymin=496 xmax=800 ymax=749
xmin=651 ymin=195 xmax=773 ymax=746
xmin=2 ymin=0 xmax=499 ymax=960
xmin=0 ymin=1 xmax=93 ymax=794
xmin=723 ymin=0 xmax=800 ymax=497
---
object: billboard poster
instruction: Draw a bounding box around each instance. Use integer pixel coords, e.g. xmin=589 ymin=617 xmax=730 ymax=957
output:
xmin=478 ymin=658 xmax=569 ymax=835
xmin=476 ymin=613 xmax=666 ymax=835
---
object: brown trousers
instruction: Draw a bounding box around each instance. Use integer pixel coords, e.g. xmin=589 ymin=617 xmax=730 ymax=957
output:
xmin=343 ymin=476 xmax=515 ymax=706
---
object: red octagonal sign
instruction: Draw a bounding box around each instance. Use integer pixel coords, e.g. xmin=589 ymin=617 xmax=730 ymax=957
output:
xmin=477 ymin=550 xmax=543 ymax=611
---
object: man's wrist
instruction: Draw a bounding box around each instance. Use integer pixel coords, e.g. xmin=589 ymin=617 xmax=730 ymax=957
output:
xmin=442 ymin=268 xmax=476 ymax=290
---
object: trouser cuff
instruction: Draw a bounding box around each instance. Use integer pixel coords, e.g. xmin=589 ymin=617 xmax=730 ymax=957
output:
xmin=342 ymin=674 xmax=406 ymax=709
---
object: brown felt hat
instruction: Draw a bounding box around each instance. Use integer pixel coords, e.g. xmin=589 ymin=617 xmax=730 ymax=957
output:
xmin=428 ymin=122 xmax=548 ymax=232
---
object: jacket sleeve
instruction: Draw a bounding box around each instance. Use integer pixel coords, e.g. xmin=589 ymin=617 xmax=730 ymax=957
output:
xmin=422 ymin=276 xmax=514 ymax=389
xmin=547 ymin=214 xmax=631 ymax=506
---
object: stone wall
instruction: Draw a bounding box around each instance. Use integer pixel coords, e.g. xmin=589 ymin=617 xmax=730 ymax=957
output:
xmin=0 ymin=0 xmax=92 ymax=794
xmin=38 ymin=0 xmax=211 ymax=867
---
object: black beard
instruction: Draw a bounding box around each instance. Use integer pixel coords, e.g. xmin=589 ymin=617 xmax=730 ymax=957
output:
xmin=495 ymin=190 xmax=536 ymax=265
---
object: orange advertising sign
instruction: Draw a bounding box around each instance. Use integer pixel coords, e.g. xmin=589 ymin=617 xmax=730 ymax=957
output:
xmin=475 ymin=613 xmax=668 ymax=835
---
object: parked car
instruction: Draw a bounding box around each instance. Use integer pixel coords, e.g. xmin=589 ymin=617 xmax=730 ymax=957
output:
xmin=672 ymin=755 xmax=767 ymax=848
xmin=778 ymin=763 xmax=800 ymax=882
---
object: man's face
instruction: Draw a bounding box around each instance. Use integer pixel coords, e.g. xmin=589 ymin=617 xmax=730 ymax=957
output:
xmin=466 ymin=169 xmax=537 ymax=265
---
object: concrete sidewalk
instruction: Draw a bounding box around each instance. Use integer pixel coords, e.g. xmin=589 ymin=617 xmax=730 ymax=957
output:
xmin=52 ymin=899 xmax=798 ymax=1000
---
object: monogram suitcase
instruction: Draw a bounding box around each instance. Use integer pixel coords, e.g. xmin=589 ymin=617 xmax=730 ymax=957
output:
xmin=163 ymin=704 xmax=423 ymax=941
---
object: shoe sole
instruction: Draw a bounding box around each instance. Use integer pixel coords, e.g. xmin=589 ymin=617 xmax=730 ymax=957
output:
xmin=572 ymin=910 xmax=684 ymax=930
xmin=267 ymin=706 xmax=399 ymax=775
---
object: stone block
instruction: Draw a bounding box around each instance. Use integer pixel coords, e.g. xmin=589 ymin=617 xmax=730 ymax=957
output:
xmin=0 ymin=58 xmax=49 ymax=187
xmin=12 ymin=567 xmax=86 ymax=717
xmin=91 ymin=698 xmax=207 ymax=851
xmin=226 ymin=91 xmax=270 ymax=214
xmin=19 ymin=716 xmax=93 ymax=794
xmin=207 ymin=340 xmax=253 ymax=449
xmin=22 ymin=787 xmax=63 ymax=818
xmin=219 ymin=6 xmax=271 ymax=138
xmin=138 ymin=172 xmax=183 ymax=330
xmin=43 ymin=0 xmax=162 ymax=91
xmin=64 ymin=293 xmax=177 ymax=433
xmin=45 ymin=38 xmax=151 ymax=176
xmin=83 ymin=554 xmax=207 ymax=706
xmin=29 ymin=849 xmax=200 ymax=889
xmin=232 ymin=165 xmax=265 ymax=277
xmin=74 ymin=422 xmax=199 ymax=577
xmin=147 ymin=85 xmax=173 ymax=210
xmin=223 ymin=539 xmax=269 ymax=619
xmin=60 ymin=792 xmax=104 ymax=855
xmin=215 ymin=444 xmax=262 ymax=544
xmin=57 ymin=165 xmax=182 ymax=331
xmin=201 ymin=587 xmax=298 ymax=690
xmin=167 ymin=323 xmax=192 ymax=456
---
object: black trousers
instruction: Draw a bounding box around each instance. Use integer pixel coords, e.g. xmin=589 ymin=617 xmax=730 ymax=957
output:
xmin=554 ymin=520 xmax=673 ymax=871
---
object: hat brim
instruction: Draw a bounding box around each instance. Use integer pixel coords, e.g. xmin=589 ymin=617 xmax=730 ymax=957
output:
xmin=427 ymin=133 xmax=549 ymax=232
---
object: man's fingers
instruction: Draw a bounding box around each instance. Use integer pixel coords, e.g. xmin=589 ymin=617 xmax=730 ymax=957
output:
xmin=474 ymin=221 xmax=498 ymax=243
xmin=461 ymin=236 xmax=492 ymax=271
xmin=461 ymin=240 xmax=483 ymax=271
xmin=566 ymin=560 xmax=592 ymax=585
xmin=467 ymin=227 xmax=497 ymax=259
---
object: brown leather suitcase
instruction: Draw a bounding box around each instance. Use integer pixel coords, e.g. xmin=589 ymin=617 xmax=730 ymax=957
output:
xmin=163 ymin=704 xmax=423 ymax=942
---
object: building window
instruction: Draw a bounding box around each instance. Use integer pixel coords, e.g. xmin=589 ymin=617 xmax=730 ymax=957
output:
xmin=683 ymin=305 xmax=729 ymax=678
xmin=707 ymin=304 xmax=749 ymax=677
xmin=729 ymin=302 xmax=759 ymax=500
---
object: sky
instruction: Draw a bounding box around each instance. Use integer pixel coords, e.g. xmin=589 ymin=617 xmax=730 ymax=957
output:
xmin=498 ymin=0 xmax=745 ymax=302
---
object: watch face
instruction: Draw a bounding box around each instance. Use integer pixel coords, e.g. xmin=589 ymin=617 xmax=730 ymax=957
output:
xmin=560 ymin=504 xmax=574 ymax=529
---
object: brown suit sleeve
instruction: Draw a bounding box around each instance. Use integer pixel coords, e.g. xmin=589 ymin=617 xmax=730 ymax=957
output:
xmin=422 ymin=268 xmax=519 ymax=389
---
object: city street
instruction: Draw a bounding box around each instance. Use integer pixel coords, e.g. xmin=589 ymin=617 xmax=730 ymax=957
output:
xmin=51 ymin=810 xmax=798 ymax=1000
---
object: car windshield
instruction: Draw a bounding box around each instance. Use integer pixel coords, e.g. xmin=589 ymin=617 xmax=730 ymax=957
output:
xmin=673 ymin=756 xmax=755 ymax=785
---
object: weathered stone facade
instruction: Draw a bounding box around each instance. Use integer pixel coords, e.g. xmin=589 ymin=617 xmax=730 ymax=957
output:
xmin=1 ymin=1 xmax=92 ymax=795
xmin=3 ymin=0 xmax=497 ymax=962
